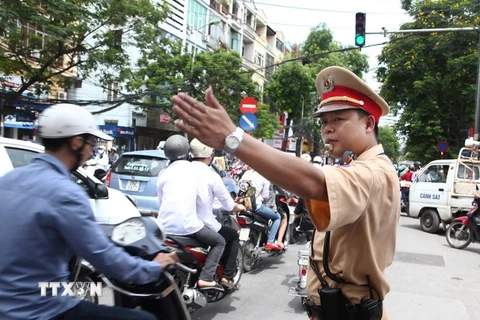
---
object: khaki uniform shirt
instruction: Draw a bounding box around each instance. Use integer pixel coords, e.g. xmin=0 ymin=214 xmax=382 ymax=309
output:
xmin=306 ymin=145 xmax=400 ymax=312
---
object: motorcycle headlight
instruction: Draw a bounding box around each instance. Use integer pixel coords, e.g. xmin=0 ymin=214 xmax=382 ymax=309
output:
xmin=111 ymin=218 xmax=146 ymax=245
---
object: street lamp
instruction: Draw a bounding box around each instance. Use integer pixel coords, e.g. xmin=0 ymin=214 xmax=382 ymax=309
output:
xmin=189 ymin=18 xmax=221 ymax=94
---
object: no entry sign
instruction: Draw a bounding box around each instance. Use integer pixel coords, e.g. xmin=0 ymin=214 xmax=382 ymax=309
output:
xmin=239 ymin=97 xmax=258 ymax=114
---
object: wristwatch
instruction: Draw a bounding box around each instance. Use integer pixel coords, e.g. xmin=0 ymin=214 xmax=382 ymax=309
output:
xmin=224 ymin=127 xmax=244 ymax=154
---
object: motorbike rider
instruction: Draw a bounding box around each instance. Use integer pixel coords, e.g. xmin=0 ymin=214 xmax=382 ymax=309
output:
xmin=94 ymin=145 xmax=109 ymax=170
xmin=399 ymin=165 xmax=414 ymax=208
xmin=0 ymin=103 xmax=178 ymax=320
xmin=170 ymin=65 xmax=399 ymax=319
xmin=108 ymin=146 xmax=119 ymax=165
xmin=189 ymin=139 xmax=246 ymax=289
xmin=242 ymin=167 xmax=287 ymax=250
xmin=411 ymin=161 xmax=422 ymax=182
xmin=156 ymin=135 xmax=226 ymax=291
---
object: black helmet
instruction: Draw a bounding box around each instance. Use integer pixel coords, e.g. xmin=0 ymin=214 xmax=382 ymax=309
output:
xmin=164 ymin=135 xmax=189 ymax=161
xmin=414 ymin=161 xmax=422 ymax=169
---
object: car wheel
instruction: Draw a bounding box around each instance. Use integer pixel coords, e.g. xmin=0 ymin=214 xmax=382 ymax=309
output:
xmin=420 ymin=209 xmax=440 ymax=233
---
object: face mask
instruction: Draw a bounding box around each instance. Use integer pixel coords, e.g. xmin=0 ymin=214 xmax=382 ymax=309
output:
xmin=98 ymin=150 xmax=105 ymax=155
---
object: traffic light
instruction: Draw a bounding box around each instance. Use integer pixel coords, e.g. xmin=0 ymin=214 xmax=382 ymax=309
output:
xmin=355 ymin=12 xmax=366 ymax=47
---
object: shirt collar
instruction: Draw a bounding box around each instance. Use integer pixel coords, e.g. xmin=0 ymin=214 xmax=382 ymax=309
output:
xmin=356 ymin=144 xmax=385 ymax=161
xmin=33 ymin=153 xmax=72 ymax=177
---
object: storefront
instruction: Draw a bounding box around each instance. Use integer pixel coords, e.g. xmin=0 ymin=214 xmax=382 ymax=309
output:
xmin=99 ymin=125 xmax=135 ymax=154
xmin=3 ymin=113 xmax=37 ymax=140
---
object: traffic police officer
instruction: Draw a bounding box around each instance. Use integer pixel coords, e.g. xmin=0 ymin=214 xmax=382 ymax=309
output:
xmin=170 ymin=66 xmax=400 ymax=320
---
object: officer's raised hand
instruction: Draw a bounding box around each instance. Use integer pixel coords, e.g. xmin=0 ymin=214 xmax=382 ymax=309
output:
xmin=172 ymin=88 xmax=236 ymax=149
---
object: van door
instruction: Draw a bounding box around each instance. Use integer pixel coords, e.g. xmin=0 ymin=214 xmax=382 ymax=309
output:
xmin=410 ymin=163 xmax=450 ymax=220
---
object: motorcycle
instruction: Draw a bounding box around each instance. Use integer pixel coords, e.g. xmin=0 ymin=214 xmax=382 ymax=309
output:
xmin=446 ymin=197 xmax=480 ymax=249
xmin=70 ymin=216 xmax=194 ymax=320
xmin=288 ymin=241 xmax=311 ymax=304
xmin=235 ymin=185 xmax=289 ymax=272
xmin=163 ymin=209 xmax=244 ymax=313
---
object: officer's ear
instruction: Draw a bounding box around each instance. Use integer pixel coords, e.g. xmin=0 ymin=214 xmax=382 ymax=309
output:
xmin=365 ymin=115 xmax=376 ymax=133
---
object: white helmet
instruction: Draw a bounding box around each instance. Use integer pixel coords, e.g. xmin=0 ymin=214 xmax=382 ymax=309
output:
xmin=313 ymin=156 xmax=323 ymax=164
xmin=300 ymin=153 xmax=311 ymax=162
xmin=38 ymin=104 xmax=112 ymax=141
xmin=190 ymin=138 xmax=214 ymax=158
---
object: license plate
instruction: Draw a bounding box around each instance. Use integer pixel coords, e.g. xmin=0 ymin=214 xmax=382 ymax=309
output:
xmin=239 ymin=228 xmax=250 ymax=241
xmin=125 ymin=180 xmax=140 ymax=192
xmin=298 ymin=257 xmax=309 ymax=266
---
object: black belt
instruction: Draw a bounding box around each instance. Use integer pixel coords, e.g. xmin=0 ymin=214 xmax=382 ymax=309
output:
xmin=303 ymin=298 xmax=382 ymax=320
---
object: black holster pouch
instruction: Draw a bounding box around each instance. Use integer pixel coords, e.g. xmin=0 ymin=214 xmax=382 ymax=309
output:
xmin=318 ymin=287 xmax=348 ymax=320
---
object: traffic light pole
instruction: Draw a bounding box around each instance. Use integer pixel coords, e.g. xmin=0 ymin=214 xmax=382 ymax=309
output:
xmin=367 ymin=26 xmax=480 ymax=141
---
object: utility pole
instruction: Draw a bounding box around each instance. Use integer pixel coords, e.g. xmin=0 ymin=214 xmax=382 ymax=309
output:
xmin=369 ymin=26 xmax=480 ymax=140
xmin=0 ymin=96 xmax=5 ymax=137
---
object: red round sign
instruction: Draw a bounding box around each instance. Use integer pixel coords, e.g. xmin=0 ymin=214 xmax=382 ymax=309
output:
xmin=436 ymin=140 xmax=449 ymax=152
xmin=239 ymin=97 xmax=258 ymax=114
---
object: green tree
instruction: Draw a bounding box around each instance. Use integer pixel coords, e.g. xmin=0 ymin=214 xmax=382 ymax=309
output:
xmin=378 ymin=126 xmax=401 ymax=161
xmin=301 ymin=24 xmax=369 ymax=77
xmin=129 ymin=44 xmax=262 ymax=125
xmin=377 ymin=0 xmax=479 ymax=163
xmin=264 ymin=61 xmax=315 ymax=151
xmin=0 ymin=0 xmax=170 ymax=106
xmin=250 ymin=103 xmax=281 ymax=139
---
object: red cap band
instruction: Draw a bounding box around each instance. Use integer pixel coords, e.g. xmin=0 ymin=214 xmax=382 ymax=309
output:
xmin=321 ymin=85 xmax=382 ymax=123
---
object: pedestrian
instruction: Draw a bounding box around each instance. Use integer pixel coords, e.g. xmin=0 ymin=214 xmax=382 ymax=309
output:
xmin=0 ymin=103 xmax=178 ymax=320
xmin=108 ymin=146 xmax=119 ymax=165
xmin=170 ymin=66 xmax=399 ymax=320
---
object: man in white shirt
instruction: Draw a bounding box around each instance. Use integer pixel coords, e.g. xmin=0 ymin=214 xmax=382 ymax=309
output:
xmin=156 ymin=135 xmax=225 ymax=291
xmin=242 ymin=168 xmax=286 ymax=250
xmin=190 ymin=139 xmax=245 ymax=290
xmin=95 ymin=145 xmax=109 ymax=170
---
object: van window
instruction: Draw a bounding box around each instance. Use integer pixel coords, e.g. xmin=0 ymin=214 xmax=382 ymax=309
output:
xmin=5 ymin=147 xmax=39 ymax=168
xmin=417 ymin=164 xmax=449 ymax=183
xmin=457 ymin=163 xmax=480 ymax=180
xmin=113 ymin=155 xmax=168 ymax=177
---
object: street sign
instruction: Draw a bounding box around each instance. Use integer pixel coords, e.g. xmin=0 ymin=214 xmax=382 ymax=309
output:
xmin=436 ymin=140 xmax=449 ymax=152
xmin=239 ymin=112 xmax=258 ymax=131
xmin=239 ymin=97 xmax=258 ymax=114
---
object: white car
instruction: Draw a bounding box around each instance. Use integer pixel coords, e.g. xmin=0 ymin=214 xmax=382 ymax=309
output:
xmin=0 ymin=137 xmax=140 ymax=224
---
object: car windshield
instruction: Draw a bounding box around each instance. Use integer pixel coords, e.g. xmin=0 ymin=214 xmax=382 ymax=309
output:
xmin=113 ymin=155 xmax=167 ymax=177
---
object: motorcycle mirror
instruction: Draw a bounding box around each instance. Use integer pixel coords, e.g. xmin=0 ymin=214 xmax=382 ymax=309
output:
xmin=220 ymin=170 xmax=227 ymax=178
xmin=94 ymin=183 xmax=109 ymax=199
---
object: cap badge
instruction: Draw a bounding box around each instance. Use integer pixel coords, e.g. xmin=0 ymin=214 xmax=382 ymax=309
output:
xmin=323 ymin=76 xmax=335 ymax=93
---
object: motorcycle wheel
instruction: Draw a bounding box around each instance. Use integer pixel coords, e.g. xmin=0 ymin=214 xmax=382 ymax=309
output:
xmin=243 ymin=233 xmax=258 ymax=273
xmin=446 ymin=221 xmax=472 ymax=249
xmin=232 ymin=247 xmax=244 ymax=285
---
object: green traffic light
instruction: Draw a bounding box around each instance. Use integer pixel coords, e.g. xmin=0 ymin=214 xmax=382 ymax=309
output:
xmin=355 ymin=34 xmax=365 ymax=46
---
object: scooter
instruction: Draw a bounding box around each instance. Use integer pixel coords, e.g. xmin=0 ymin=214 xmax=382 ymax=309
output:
xmin=446 ymin=197 xmax=480 ymax=249
xmin=70 ymin=216 xmax=194 ymax=319
xmin=83 ymin=158 xmax=109 ymax=182
xmin=288 ymin=239 xmax=312 ymax=304
xmin=162 ymin=209 xmax=244 ymax=314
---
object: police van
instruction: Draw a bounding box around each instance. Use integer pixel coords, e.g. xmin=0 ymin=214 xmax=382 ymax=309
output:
xmin=408 ymin=139 xmax=480 ymax=233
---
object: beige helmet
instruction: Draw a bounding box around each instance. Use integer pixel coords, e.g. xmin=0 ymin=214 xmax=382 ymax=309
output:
xmin=300 ymin=153 xmax=312 ymax=162
xmin=190 ymin=138 xmax=214 ymax=158
xmin=38 ymin=103 xmax=112 ymax=140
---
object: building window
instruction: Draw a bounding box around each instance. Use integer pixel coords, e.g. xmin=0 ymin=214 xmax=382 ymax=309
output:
xmin=276 ymin=39 xmax=285 ymax=53
xmin=265 ymin=54 xmax=275 ymax=80
xmin=188 ymin=0 xmax=208 ymax=33
xmin=254 ymin=52 xmax=264 ymax=67
xmin=107 ymin=81 xmax=119 ymax=101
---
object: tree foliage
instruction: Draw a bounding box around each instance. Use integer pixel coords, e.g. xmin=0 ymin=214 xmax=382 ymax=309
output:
xmin=129 ymin=43 xmax=282 ymax=138
xmin=378 ymin=126 xmax=401 ymax=161
xmin=250 ymin=102 xmax=281 ymax=139
xmin=0 ymin=0 xmax=170 ymax=104
xmin=377 ymin=0 xmax=479 ymax=163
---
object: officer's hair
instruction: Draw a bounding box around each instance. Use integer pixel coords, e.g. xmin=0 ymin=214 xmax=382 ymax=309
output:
xmin=356 ymin=109 xmax=379 ymax=139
